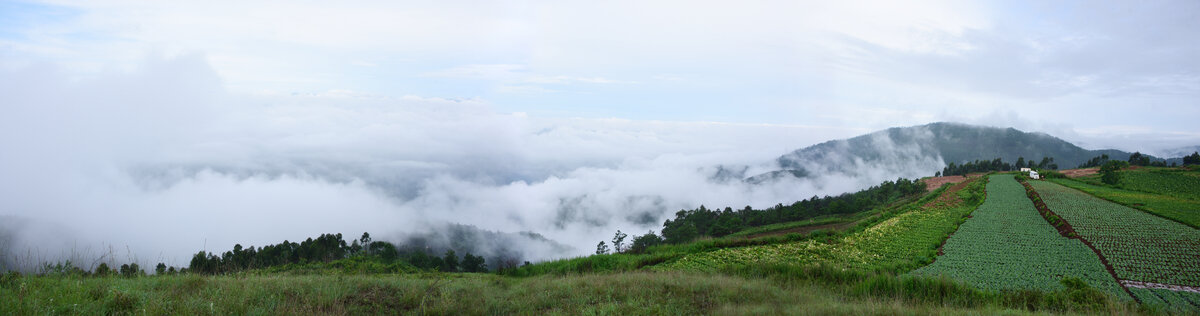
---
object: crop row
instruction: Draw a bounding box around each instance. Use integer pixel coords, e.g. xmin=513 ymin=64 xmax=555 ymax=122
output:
xmin=664 ymin=177 xmax=986 ymax=272
xmin=1116 ymin=169 xmax=1200 ymax=201
xmin=910 ymin=175 xmax=1127 ymax=298
xmin=1029 ymin=181 xmax=1200 ymax=286
xmin=1129 ymin=287 xmax=1200 ymax=313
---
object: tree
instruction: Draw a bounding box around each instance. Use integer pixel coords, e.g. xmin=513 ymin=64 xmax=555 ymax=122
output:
xmin=1100 ymin=160 xmax=1126 ymax=185
xmin=1128 ymin=152 xmax=1150 ymax=166
xmin=360 ymin=232 xmax=372 ymax=245
xmin=156 ymin=262 xmax=167 ymax=275
xmin=441 ymin=250 xmax=459 ymax=272
xmin=95 ymin=262 xmax=112 ymax=276
xmin=611 ymin=230 xmax=628 ymax=253
xmin=628 ymin=231 xmax=663 ymax=254
xmin=595 ymin=241 xmax=609 ymax=255
xmin=461 ymin=253 xmax=486 ymax=273
xmin=1184 ymin=152 xmax=1200 ymax=165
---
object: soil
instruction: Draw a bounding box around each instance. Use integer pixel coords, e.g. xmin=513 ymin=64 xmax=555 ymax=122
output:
xmin=1060 ymin=168 xmax=1099 ymax=178
xmin=920 ymin=173 xmax=982 ymax=193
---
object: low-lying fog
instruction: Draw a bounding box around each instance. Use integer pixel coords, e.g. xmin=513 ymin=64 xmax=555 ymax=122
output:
xmin=0 ymin=56 xmax=951 ymax=270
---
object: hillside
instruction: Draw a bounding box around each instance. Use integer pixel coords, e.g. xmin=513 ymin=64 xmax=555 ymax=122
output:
xmin=757 ymin=122 xmax=1167 ymax=182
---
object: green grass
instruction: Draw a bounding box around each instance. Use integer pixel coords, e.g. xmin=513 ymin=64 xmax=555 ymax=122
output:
xmin=1074 ymin=167 xmax=1200 ymax=201
xmin=1049 ymin=178 xmax=1200 ymax=228
xmin=1030 ymin=181 xmax=1200 ymax=287
xmin=661 ymin=176 xmax=986 ymax=273
xmin=724 ymin=215 xmax=851 ymax=238
xmin=3 ymin=269 xmax=1131 ymax=315
xmin=911 ymin=175 xmax=1127 ymax=299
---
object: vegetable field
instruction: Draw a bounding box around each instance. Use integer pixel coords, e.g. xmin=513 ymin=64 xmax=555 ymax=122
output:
xmin=911 ymin=175 xmax=1126 ymax=298
xmin=1030 ymin=181 xmax=1200 ymax=287
xmin=1048 ymin=178 xmax=1200 ymax=228
xmin=664 ymin=178 xmax=986 ymax=272
xmin=1129 ymin=287 xmax=1200 ymax=313
xmin=1115 ymin=168 xmax=1200 ymax=201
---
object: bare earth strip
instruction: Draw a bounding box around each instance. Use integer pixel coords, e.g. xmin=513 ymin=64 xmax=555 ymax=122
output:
xmin=1122 ymin=280 xmax=1200 ymax=294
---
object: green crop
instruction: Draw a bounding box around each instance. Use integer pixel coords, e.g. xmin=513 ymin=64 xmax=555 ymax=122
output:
xmin=662 ymin=177 xmax=986 ymax=273
xmin=910 ymin=175 xmax=1127 ymax=299
xmin=1030 ymin=181 xmax=1200 ymax=287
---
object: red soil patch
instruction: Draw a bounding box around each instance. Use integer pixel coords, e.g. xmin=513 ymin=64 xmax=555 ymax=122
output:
xmin=1060 ymin=168 xmax=1099 ymax=178
xmin=920 ymin=173 xmax=983 ymax=193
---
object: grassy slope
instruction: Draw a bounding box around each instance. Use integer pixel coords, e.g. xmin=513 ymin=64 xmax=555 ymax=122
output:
xmin=911 ymin=175 xmax=1126 ymax=299
xmin=1049 ymin=178 xmax=1200 ymax=228
xmin=662 ymin=177 xmax=985 ymax=273
xmin=1 ymin=272 xmax=1073 ymax=315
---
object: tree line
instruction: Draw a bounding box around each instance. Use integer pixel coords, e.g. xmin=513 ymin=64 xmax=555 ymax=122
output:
xmin=652 ymin=177 xmax=926 ymax=244
xmin=938 ymin=157 xmax=1058 ymax=177
xmin=187 ymin=232 xmax=488 ymax=275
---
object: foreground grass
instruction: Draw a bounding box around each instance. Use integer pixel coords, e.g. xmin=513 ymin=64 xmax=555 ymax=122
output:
xmin=1 ymin=270 xmax=1130 ymax=315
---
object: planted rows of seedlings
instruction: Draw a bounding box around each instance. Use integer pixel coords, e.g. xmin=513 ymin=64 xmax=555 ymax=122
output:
xmin=1129 ymin=287 xmax=1200 ymax=312
xmin=665 ymin=178 xmax=985 ymax=272
xmin=911 ymin=175 xmax=1127 ymax=298
xmin=1029 ymin=181 xmax=1200 ymax=287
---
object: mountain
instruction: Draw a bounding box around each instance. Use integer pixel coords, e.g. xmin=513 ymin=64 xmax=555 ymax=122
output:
xmin=754 ymin=122 xmax=1170 ymax=182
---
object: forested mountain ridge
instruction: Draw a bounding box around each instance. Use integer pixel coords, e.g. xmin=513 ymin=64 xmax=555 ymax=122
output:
xmin=754 ymin=122 xmax=1176 ymax=182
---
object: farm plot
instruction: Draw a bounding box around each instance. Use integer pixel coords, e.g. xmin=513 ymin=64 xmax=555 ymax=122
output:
xmin=1116 ymin=169 xmax=1200 ymax=201
xmin=664 ymin=177 xmax=985 ymax=272
xmin=911 ymin=175 xmax=1127 ymax=298
xmin=1029 ymin=181 xmax=1200 ymax=287
xmin=1129 ymin=287 xmax=1200 ymax=313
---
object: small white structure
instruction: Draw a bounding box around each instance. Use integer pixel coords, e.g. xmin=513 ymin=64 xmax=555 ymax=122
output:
xmin=1029 ymin=170 xmax=1040 ymax=180
xmin=1020 ymin=167 xmax=1032 ymax=172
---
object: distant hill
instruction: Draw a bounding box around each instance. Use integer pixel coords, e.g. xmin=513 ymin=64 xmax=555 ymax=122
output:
xmin=753 ymin=122 xmax=1173 ymax=182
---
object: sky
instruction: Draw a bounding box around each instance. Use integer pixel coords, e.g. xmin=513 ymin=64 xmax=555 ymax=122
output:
xmin=1 ymin=0 xmax=1198 ymax=268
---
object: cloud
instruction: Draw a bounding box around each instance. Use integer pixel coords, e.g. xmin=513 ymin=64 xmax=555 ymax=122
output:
xmin=0 ymin=55 xmax=896 ymax=271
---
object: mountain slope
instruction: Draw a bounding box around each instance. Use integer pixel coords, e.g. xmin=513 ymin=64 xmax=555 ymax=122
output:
xmin=760 ymin=122 xmax=1165 ymax=182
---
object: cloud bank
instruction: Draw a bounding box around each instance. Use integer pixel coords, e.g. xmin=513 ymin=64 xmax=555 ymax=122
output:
xmin=2 ymin=55 xmax=939 ymax=271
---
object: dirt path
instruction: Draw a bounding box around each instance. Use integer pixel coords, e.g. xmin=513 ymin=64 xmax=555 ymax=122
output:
xmin=1122 ymin=280 xmax=1200 ymax=294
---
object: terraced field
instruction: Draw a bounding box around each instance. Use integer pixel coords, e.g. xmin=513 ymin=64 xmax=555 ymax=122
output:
xmin=664 ymin=177 xmax=985 ymax=272
xmin=911 ymin=175 xmax=1127 ymax=298
xmin=1049 ymin=178 xmax=1200 ymax=228
xmin=1030 ymin=181 xmax=1200 ymax=287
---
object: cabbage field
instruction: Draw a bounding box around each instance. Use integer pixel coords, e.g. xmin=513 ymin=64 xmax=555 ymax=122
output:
xmin=1129 ymin=287 xmax=1200 ymax=313
xmin=910 ymin=175 xmax=1127 ymax=298
xmin=1030 ymin=181 xmax=1200 ymax=287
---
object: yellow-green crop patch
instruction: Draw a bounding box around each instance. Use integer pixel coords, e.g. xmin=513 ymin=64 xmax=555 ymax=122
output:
xmin=910 ymin=175 xmax=1126 ymax=299
xmin=1030 ymin=181 xmax=1200 ymax=287
xmin=662 ymin=177 xmax=985 ymax=272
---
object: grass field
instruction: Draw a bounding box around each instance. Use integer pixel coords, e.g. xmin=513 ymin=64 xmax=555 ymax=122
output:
xmin=2 ymin=270 xmax=1131 ymax=315
xmin=1073 ymin=167 xmax=1200 ymax=201
xmin=1030 ymin=181 xmax=1200 ymax=287
xmin=911 ymin=175 xmax=1127 ymax=299
xmin=1048 ymin=178 xmax=1200 ymax=228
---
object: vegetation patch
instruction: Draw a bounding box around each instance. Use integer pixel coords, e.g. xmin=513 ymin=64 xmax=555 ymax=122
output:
xmin=662 ymin=177 xmax=986 ymax=273
xmin=910 ymin=175 xmax=1127 ymax=299
xmin=1030 ymin=181 xmax=1200 ymax=287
